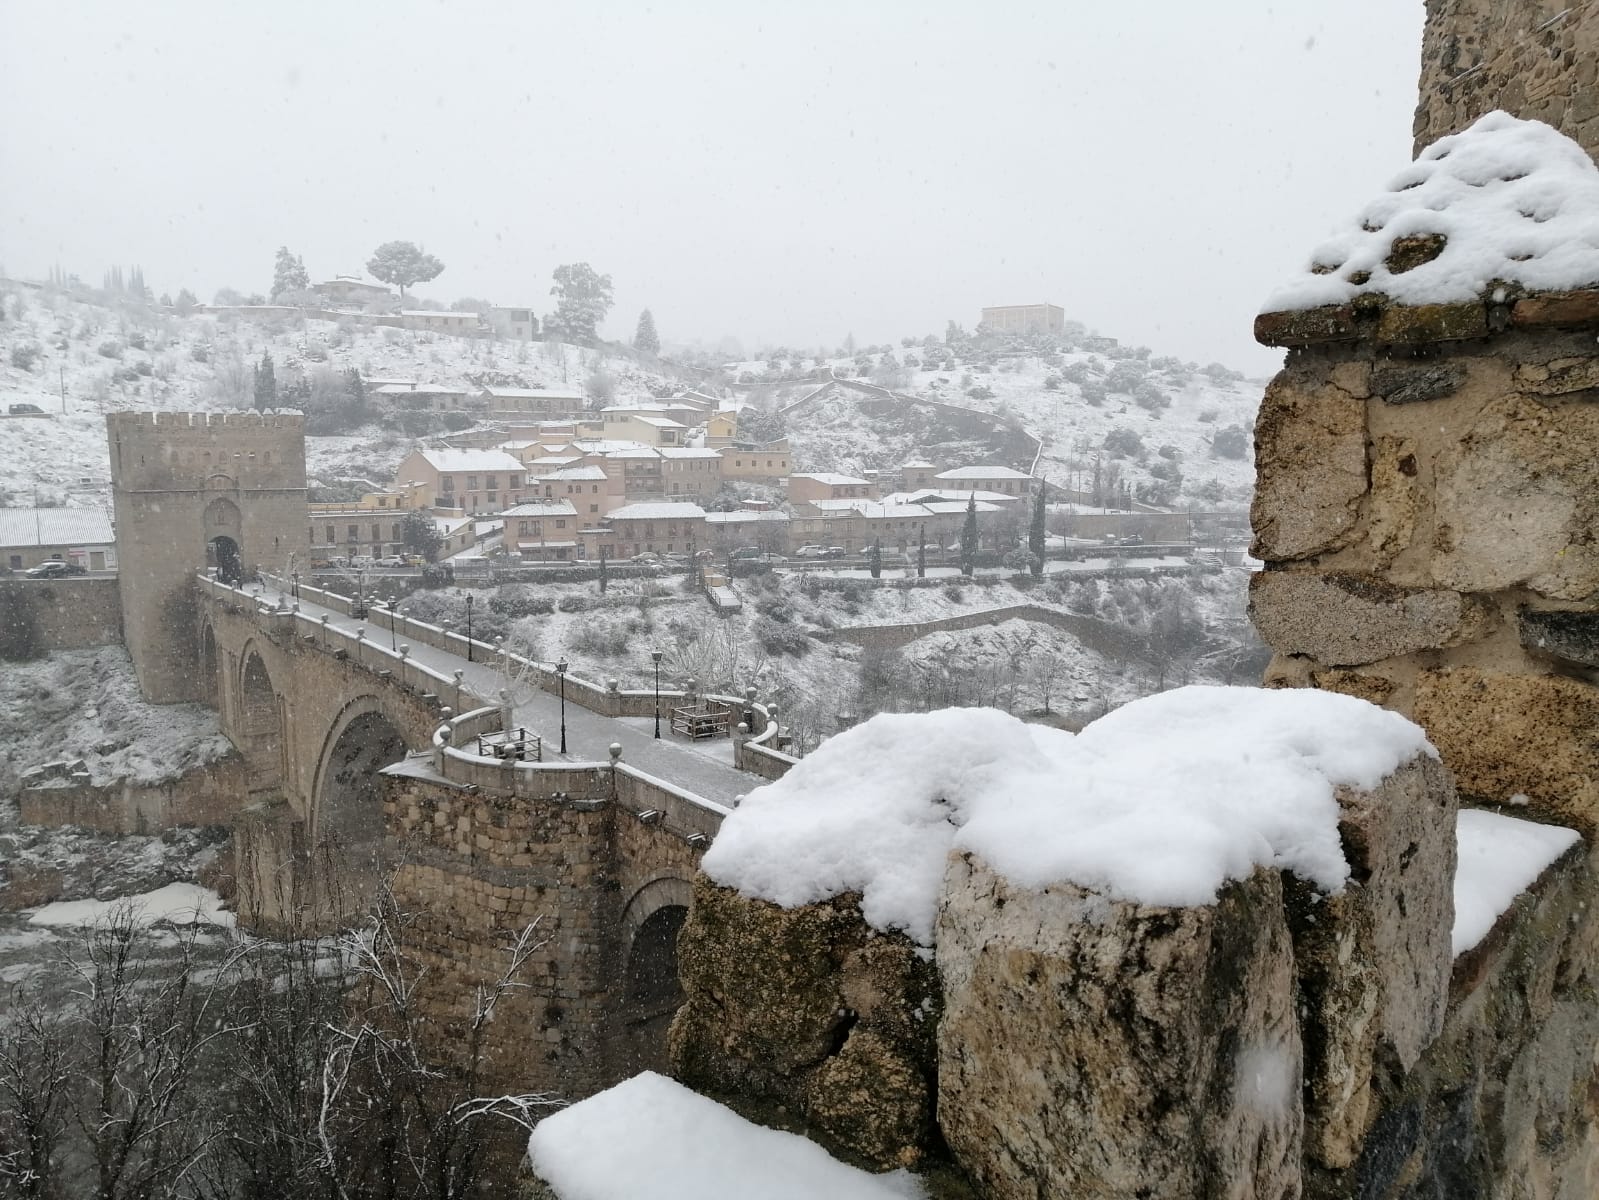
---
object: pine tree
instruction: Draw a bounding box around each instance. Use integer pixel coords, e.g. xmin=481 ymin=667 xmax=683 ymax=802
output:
xmin=633 ymin=309 xmax=660 ymax=355
xmin=960 ymin=496 xmax=978 ymax=577
xmin=272 ymin=247 xmax=310 ymax=299
xmin=254 ymin=351 xmax=277 ymax=412
xmin=1028 ymin=485 xmax=1046 ymax=578
xmin=598 ymin=547 xmax=608 ymax=595
xmin=869 ymin=539 xmax=882 ymax=579
xmin=917 ymin=533 xmax=926 ymax=579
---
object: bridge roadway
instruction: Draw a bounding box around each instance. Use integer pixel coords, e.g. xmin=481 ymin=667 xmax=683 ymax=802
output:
xmin=282 ymin=588 xmax=759 ymax=808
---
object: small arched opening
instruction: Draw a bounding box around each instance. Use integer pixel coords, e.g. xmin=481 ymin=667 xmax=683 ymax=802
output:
xmin=240 ymin=651 xmax=283 ymax=800
xmin=625 ymin=904 xmax=689 ymax=1013
xmin=198 ymin=621 xmax=218 ymax=708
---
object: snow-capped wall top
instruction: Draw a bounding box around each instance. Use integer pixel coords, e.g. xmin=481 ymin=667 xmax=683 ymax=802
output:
xmin=1262 ymin=111 xmax=1599 ymax=314
xmin=527 ymin=1072 xmax=927 ymax=1200
xmin=701 ymin=686 xmax=1436 ymax=945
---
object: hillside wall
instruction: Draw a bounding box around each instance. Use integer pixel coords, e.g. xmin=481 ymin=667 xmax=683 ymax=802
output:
xmin=1415 ymin=0 xmax=1599 ymax=157
xmin=19 ymin=753 xmax=246 ymax=834
xmin=0 ymin=577 xmax=123 ymax=656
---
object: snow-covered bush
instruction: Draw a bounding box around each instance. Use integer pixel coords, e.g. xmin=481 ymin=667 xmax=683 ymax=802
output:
xmin=1211 ymin=425 xmax=1249 ymax=460
xmin=9 ymin=343 xmax=41 ymax=371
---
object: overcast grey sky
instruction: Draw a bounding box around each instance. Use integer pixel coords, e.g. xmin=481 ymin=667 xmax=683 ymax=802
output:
xmin=0 ymin=1 xmax=1424 ymax=373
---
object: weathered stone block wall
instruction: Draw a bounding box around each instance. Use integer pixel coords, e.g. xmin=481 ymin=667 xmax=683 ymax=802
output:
xmin=1250 ymin=321 xmax=1599 ymax=833
xmin=0 ymin=577 xmax=123 ymax=655
xmin=1250 ymin=297 xmax=1599 ymax=1194
xmin=1415 ymin=1 xmax=1599 ymax=158
xmin=19 ymin=753 xmax=246 ymax=833
xmin=670 ymin=877 xmax=941 ymax=1172
xmin=666 ymin=751 xmax=1463 ymax=1198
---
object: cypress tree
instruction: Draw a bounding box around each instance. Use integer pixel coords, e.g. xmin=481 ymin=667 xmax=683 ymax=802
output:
xmin=960 ymin=496 xmax=978 ymax=577
xmin=869 ymin=538 xmax=882 ymax=579
xmin=1028 ymin=485 xmax=1046 ymax=578
xmin=254 ymin=351 xmax=277 ymax=411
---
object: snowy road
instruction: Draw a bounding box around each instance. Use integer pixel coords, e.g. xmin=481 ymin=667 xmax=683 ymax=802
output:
xmin=280 ymin=588 xmax=760 ymax=808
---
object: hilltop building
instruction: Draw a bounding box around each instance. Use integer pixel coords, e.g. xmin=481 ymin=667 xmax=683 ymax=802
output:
xmin=980 ymin=303 xmax=1065 ymax=335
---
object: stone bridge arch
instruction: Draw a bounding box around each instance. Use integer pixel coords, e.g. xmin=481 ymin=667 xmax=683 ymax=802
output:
xmin=237 ymin=642 xmax=284 ymax=800
xmin=309 ymin=695 xmax=409 ymax=891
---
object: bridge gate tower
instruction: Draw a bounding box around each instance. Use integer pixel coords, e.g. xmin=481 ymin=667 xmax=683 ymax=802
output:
xmin=108 ymin=412 xmax=309 ymax=703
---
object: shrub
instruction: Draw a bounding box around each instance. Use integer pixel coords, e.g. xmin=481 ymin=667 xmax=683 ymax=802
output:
xmin=128 ymin=331 xmax=147 ymax=350
xmin=753 ymin=616 xmax=811 ymax=657
xmin=966 ymin=384 xmax=995 ymax=400
xmin=943 ymin=585 xmax=965 ymax=603
xmin=557 ymin=595 xmax=590 ymax=613
xmin=441 ymin=411 xmax=473 ymax=431
xmin=191 ymin=345 xmax=210 ymax=363
xmin=134 ymin=360 xmax=153 ymax=376
xmin=98 ymin=340 xmax=123 ymax=359
xmin=1212 ymin=425 xmax=1249 ymax=460
xmin=9 ymin=343 xmax=41 ymax=370
xmin=1104 ymin=426 xmax=1144 ymax=458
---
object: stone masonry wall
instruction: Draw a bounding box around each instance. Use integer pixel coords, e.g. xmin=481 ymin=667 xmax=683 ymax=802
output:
xmin=1249 ymin=322 xmax=1599 ymax=833
xmin=384 ymin=774 xmax=619 ymax=1100
xmin=0 ymin=577 xmax=123 ymax=654
xmin=1415 ymin=1 xmax=1599 ymax=158
xmin=19 ymin=753 xmax=246 ymax=834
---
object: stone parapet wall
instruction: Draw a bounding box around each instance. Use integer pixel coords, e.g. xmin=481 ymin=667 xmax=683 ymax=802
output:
xmin=667 ymin=749 xmax=1482 ymax=1196
xmin=1415 ymin=0 xmax=1599 ymax=159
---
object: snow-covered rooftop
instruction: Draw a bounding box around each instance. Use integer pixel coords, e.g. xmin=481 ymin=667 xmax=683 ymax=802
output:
xmin=0 ymin=508 xmax=114 ymax=548
xmin=1263 ymin=111 xmax=1599 ymax=313
xmin=527 ymin=1073 xmax=926 ymax=1200
xmin=633 ymin=415 xmax=688 ymax=429
xmin=658 ymin=447 xmax=722 ymax=458
xmin=705 ymin=510 xmax=790 ymax=524
xmin=533 ymin=465 xmax=608 ymax=481
xmin=607 ymin=502 xmax=707 ymax=521
xmin=375 ymin=382 xmax=469 ymax=396
xmin=701 ymin=687 xmax=1436 ymax=946
xmin=794 ymin=471 xmax=871 ymax=486
xmin=482 ymin=386 xmax=583 ymax=399
xmin=883 ymin=489 xmax=1018 ymax=506
xmin=934 ymin=465 xmax=1032 ymax=481
xmin=414 ymin=448 xmax=525 ymax=473
xmin=400 ymin=309 xmax=478 ymax=319
xmin=502 ymin=499 xmax=577 ymax=517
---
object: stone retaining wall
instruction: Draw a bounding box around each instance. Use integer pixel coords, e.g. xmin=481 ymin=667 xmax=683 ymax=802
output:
xmin=19 ymin=753 xmax=246 ymax=834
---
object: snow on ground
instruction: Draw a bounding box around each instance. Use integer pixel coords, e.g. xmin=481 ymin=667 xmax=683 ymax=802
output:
xmin=527 ymin=1071 xmax=927 ymax=1200
xmin=1264 ymin=111 xmax=1599 ymax=313
xmin=1452 ymin=808 xmax=1582 ymax=956
xmin=702 ymin=686 xmax=1435 ymax=945
xmin=0 ymin=646 xmax=233 ymax=791
xmin=26 ymin=881 xmax=234 ymax=929
xmin=0 ymin=287 xmax=682 ymax=503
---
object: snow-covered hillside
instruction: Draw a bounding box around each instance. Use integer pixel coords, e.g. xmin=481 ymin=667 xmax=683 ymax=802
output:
xmin=0 ymin=283 xmax=686 ymax=504
xmin=730 ymin=339 xmax=1265 ymax=510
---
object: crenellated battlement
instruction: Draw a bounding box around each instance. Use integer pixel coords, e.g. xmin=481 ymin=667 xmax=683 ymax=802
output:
xmin=109 ymin=410 xmax=306 ymax=432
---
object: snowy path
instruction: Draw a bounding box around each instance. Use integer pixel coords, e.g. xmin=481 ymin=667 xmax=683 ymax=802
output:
xmin=282 ymin=590 xmax=758 ymax=807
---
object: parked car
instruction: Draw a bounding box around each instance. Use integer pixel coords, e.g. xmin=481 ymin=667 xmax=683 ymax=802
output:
xmin=631 ymin=552 xmax=663 ymax=564
xmin=375 ymin=554 xmax=407 ymax=568
xmin=794 ymin=544 xmax=827 ymax=559
xmin=25 ymin=560 xmax=85 ymax=578
xmin=878 ymin=552 xmax=910 ymax=567
xmin=820 ymin=546 xmax=848 ymax=560
xmin=350 ymin=555 xmax=377 ymax=569
xmin=729 ymin=546 xmax=764 ymax=560
xmin=8 ymin=402 xmax=45 ymax=415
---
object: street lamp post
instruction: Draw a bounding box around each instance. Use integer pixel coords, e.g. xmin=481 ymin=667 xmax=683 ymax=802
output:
xmin=557 ymin=657 xmax=569 ymax=755
xmin=652 ymin=649 xmax=664 ymax=739
xmin=466 ymin=593 xmax=475 ymax=662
